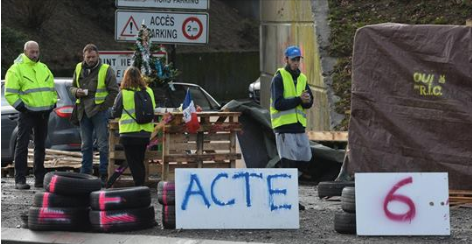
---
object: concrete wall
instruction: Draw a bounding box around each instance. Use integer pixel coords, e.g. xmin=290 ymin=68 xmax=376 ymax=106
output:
xmin=260 ymin=0 xmax=330 ymax=131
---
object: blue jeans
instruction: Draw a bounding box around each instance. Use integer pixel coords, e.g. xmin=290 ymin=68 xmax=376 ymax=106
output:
xmin=79 ymin=110 xmax=109 ymax=175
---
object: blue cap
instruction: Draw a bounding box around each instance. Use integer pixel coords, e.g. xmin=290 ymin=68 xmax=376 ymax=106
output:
xmin=284 ymin=46 xmax=302 ymax=59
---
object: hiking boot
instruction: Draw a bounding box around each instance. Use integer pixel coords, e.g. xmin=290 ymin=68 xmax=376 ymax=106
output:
xmin=15 ymin=182 xmax=30 ymax=190
xmin=299 ymin=203 xmax=306 ymax=211
xmin=100 ymin=174 xmax=108 ymax=187
xmin=34 ymin=181 xmax=44 ymax=188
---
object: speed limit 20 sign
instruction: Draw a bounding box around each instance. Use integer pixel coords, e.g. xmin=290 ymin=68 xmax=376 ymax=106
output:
xmin=116 ymin=10 xmax=209 ymax=44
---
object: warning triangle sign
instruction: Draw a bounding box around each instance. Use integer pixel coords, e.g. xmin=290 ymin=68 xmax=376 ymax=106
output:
xmin=120 ymin=16 xmax=139 ymax=37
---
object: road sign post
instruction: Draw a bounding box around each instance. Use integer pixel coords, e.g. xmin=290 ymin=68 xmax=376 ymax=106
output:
xmin=115 ymin=10 xmax=209 ymax=44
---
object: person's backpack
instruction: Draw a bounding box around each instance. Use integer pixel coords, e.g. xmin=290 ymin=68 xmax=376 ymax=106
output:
xmin=124 ymin=89 xmax=154 ymax=124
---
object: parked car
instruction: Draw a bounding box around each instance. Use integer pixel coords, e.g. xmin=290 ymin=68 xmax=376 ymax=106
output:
xmin=153 ymin=82 xmax=221 ymax=111
xmin=1 ymin=80 xmax=220 ymax=166
xmin=1 ymin=78 xmax=81 ymax=166
xmin=248 ymin=78 xmax=260 ymax=103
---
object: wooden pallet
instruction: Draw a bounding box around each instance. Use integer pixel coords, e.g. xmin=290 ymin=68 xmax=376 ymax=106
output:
xmin=449 ymin=190 xmax=472 ymax=206
xmin=107 ymin=112 xmax=242 ymax=184
xmin=1 ymin=149 xmax=99 ymax=177
xmin=161 ymin=112 xmax=241 ymax=181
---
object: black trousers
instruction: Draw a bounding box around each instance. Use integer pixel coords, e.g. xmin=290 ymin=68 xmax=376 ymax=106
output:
xmin=15 ymin=112 xmax=49 ymax=184
xmin=121 ymin=137 xmax=149 ymax=186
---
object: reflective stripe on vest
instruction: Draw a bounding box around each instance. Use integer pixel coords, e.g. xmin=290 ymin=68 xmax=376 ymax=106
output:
xmin=119 ymin=87 xmax=156 ymax=134
xmin=4 ymin=54 xmax=57 ymax=111
xmin=270 ymin=68 xmax=307 ymax=129
xmin=75 ymin=63 xmax=109 ymax=104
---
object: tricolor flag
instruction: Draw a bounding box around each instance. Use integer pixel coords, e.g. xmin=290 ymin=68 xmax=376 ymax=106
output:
xmin=182 ymin=88 xmax=200 ymax=134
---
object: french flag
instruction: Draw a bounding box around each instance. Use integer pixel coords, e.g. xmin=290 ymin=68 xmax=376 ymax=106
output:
xmin=182 ymin=88 xmax=200 ymax=133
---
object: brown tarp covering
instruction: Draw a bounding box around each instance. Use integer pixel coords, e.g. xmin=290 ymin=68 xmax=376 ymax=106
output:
xmin=348 ymin=24 xmax=472 ymax=190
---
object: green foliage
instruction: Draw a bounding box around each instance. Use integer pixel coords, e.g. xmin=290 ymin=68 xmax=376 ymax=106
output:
xmin=14 ymin=0 xmax=58 ymax=30
xmin=1 ymin=27 xmax=28 ymax=78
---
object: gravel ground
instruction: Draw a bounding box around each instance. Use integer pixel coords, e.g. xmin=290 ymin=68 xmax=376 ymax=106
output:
xmin=1 ymin=176 xmax=471 ymax=243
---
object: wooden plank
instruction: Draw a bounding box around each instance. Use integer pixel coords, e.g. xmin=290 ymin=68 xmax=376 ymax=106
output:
xmin=157 ymin=112 xmax=240 ymax=117
xmin=449 ymin=197 xmax=472 ymax=202
xmin=164 ymin=123 xmax=241 ymax=134
xmin=306 ymin=131 xmax=348 ymax=141
xmin=204 ymin=133 xmax=231 ymax=141
xmin=164 ymin=153 xmax=241 ymax=163
xmin=203 ymin=142 xmax=231 ymax=151
xmin=449 ymin=190 xmax=472 ymax=196
xmin=166 ymin=162 xmax=232 ymax=169
xmin=28 ymin=148 xmax=82 ymax=157
xmin=169 ymin=134 xmax=197 ymax=143
xmin=171 ymin=143 xmax=197 ymax=151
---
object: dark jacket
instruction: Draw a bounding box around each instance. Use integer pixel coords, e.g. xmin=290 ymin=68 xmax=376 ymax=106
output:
xmin=70 ymin=61 xmax=119 ymax=120
xmin=270 ymin=65 xmax=314 ymax=133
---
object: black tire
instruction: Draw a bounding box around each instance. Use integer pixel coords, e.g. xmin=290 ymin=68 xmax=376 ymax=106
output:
xmin=162 ymin=205 xmax=175 ymax=229
xmin=157 ymin=181 xmax=175 ymax=205
xmin=341 ymin=187 xmax=356 ymax=213
xmin=89 ymin=206 xmax=156 ymax=232
xmin=28 ymin=207 xmax=90 ymax=231
xmin=334 ymin=212 xmax=356 ymax=234
xmin=90 ymin=186 xmax=151 ymax=211
xmin=44 ymin=172 xmax=101 ymax=196
xmin=33 ymin=192 xmax=90 ymax=208
xmin=317 ymin=181 xmax=355 ymax=198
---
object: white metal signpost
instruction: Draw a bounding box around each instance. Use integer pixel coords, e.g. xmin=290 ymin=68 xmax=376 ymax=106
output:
xmin=116 ymin=0 xmax=210 ymax=10
xmin=175 ymin=169 xmax=300 ymax=229
xmin=99 ymin=51 xmax=167 ymax=83
xmin=115 ymin=10 xmax=209 ymax=44
xmin=356 ymin=173 xmax=450 ymax=236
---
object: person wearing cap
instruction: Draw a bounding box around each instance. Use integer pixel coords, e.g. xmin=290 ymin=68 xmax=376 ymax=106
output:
xmin=270 ymin=46 xmax=314 ymax=210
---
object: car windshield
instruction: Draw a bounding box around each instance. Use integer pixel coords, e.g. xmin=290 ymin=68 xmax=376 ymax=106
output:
xmin=154 ymin=83 xmax=219 ymax=111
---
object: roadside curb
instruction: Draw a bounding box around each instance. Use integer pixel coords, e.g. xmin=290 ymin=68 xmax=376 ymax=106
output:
xmin=1 ymin=228 xmax=269 ymax=244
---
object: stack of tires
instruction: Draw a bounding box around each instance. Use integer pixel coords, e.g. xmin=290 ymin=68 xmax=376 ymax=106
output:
xmin=89 ymin=186 xmax=156 ymax=232
xmin=28 ymin=172 xmax=101 ymax=231
xmin=317 ymin=181 xmax=355 ymax=199
xmin=334 ymin=186 xmax=356 ymax=234
xmin=158 ymin=181 xmax=175 ymax=229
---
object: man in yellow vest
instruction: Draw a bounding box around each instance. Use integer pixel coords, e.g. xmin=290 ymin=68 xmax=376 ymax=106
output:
xmin=69 ymin=44 xmax=119 ymax=186
xmin=270 ymin=46 xmax=313 ymax=210
xmin=5 ymin=41 xmax=57 ymax=190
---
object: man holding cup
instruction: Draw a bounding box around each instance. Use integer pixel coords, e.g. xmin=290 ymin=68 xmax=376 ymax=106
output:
xmin=70 ymin=44 xmax=119 ymax=186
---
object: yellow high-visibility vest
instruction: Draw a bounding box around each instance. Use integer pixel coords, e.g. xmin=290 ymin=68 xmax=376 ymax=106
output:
xmin=75 ymin=63 xmax=109 ymax=104
xmin=5 ymin=54 xmax=57 ymax=111
xmin=119 ymin=87 xmax=156 ymax=134
xmin=270 ymin=68 xmax=307 ymax=128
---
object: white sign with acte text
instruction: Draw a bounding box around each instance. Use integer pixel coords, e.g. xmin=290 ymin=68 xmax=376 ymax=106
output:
xmin=99 ymin=51 xmax=166 ymax=83
xmin=175 ymin=169 xmax=300 ymax=229
xmin=115 ymin=10 xmax=209 ymax=44
xmin=356 ymin=173 xmax=450 ymax=236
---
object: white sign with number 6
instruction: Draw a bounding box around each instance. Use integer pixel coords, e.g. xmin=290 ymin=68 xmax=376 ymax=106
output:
xmin=355 ymin=173 xmax=450 ymax=236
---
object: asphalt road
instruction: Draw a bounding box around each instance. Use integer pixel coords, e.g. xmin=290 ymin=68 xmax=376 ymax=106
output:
xmin=1 ymin=176 xmax=471 ymax=243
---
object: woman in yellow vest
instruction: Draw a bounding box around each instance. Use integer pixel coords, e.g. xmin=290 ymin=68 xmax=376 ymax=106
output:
xmin=111 ymin=67 xmax=156 ymax=186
